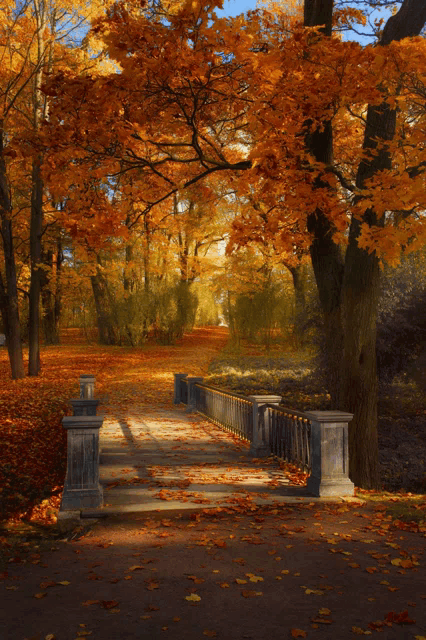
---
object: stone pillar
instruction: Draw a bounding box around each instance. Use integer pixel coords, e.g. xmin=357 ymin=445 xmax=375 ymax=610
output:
xmin=248 ymin=395 xmax=282 ymax=457
xmin=70 ymin=398 xmax=100 ymax=416
xmin=186 ymin=377 xmax=204 ymax=412
xmin=79 ymin=374 xmax=95 ymax=399
xmin=305 ymin=411 xmax=355 ymax=497
xmin=60 ymin=415 xmax=104 ymax=510
xmin=173 ymin=373 xmax=188 ymax=405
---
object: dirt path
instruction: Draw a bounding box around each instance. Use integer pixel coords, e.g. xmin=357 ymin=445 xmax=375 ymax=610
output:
xmin=2 ymin=501 xmax=425 ymax=640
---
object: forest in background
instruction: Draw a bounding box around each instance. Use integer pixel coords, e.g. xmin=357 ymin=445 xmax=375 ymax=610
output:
xmin=1 ymin=0 xmax=426 ymax=489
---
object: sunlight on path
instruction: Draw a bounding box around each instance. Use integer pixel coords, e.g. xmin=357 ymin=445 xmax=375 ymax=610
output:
xmin=94 ymin=327 xmax=350 ymax=514
xmin=99 ymin=404 xmax=314 ymax=514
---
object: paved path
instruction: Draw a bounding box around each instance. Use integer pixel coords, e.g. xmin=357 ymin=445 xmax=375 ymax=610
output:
xmin=89 ymin=403 xmax=357 ymax=517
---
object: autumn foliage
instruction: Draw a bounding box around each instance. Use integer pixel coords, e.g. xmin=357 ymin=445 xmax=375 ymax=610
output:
xmin=1 ymin=0 xmax=426 ymax=492
xmin=0 ymin=327 xmax=227 ymax=522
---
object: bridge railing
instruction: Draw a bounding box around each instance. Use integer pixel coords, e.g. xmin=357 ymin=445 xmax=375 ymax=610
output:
xmin=174 ymin=373 xmax=354 ymax=498
xmin=195 ymin=382 xmax=253 ymax=441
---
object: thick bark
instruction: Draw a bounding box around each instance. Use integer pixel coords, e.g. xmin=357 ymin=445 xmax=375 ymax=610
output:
xmin=91 ymin=267 xmax=116 ymax=345
xmin=381 ymin=0 xmax=426 ymax=45
xmin=123 ymin=241 xmax=135 ymax=346
xmin=287 ymin=262 xmax=309 ymax=344
xmin=28 ymin=155 xmax=43 ymax=374
xmin=339 ymin=90 xmax=397 ymax=488
xmin=0 ymin=129 xmax=24 ymax=379
xmin=303 ymin=56 xmax=345 ymax=400
xmin=41 ymin=244 xmax=61 ymax=345
xmin=303 ymin=0 xmax=426 ymax=488
xmin=304 ymin=0 xmax=333 ymax=35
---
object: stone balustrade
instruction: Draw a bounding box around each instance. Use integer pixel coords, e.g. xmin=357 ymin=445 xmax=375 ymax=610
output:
xmin=173 ymin=373 xmax=355 ymax=498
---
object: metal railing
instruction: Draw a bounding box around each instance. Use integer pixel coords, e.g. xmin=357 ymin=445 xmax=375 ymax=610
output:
xmin=195 ymin=383 xmax=253 ymax=441
xmin=266 ymin=405 xmax=311 ymax=472
xmin=173 ymin=372 xmax=355 ymax=497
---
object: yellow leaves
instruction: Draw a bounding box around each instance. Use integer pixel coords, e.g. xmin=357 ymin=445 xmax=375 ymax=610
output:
xmin=40 ymin=581 xmax=56 ymax=589
xmin=351 ymin=627 xmax=372 ymax=635
xmin=241 ymin=590 xmax=263 ymax=597
xmin=235 ymin=578 xmax=247 ymax=584
xmin=185 ymin=593 xmax=201 ymax=601
xmin=246 ymin=573 xmax=263 ymax=583
xmin=391 ymin=558 xmax=415 ymax=568
xmin=302 ymin=587 xmax=324 ymax=595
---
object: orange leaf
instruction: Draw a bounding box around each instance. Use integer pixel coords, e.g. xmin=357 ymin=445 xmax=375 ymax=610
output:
xmin=291 ymin=630 xmax=307 ymax=638
xmin=100 ymin=600 xmax=119 ymax=609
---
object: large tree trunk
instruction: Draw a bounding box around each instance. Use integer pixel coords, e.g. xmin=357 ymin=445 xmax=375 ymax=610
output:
xmin=303 ymin=0 xmax=426 ymax=488
xmin=28 ymin=155 xmax=43 ymax=374
xmin=303 ymin=0 xmax=345 ymax=402
xmin=339 ymin=100 xmax=396 ymax=488
xmin=0 ymin=128 xmax=25 ymax=379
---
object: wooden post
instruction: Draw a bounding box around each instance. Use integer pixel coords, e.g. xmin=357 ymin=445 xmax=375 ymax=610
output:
xmin=60 ymin=415 xmax=104 ymax=510
xmin=248 ymin=395 xmax=282 ymax=457
xmin=304 ymin=411 xmax=355 ymax=497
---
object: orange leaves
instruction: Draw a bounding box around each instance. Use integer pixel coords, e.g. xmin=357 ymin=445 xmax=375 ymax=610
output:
xmin=241 ymin=590 xmax=263 ymax=598
xmin=385 ymin=610 xmax=416 ymax=625
xmin=290 ymin=630 xmax=307 ymax=638
xmin=100 ymin=600 xmax=119 ymax=610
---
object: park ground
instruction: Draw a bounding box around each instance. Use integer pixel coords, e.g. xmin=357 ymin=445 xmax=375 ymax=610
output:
xmin=0 ymin=327 xmax=425 ymax=639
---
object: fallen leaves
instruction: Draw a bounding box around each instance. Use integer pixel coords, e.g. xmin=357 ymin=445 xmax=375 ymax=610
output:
xmin=185 ymin=593 xmax=201 ymax=601
xmin=246 ymin=573 xmax=263 ymax=582
xmin=100 ymin=600 xmax=119 ymax=610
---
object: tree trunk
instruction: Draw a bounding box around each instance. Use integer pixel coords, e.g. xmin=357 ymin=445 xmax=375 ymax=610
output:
xmin=28 ymin=155 xmax=43 ymax=375
xmin=54 ymin=237 xmax=63 ymax=339
xmin=41 ymin=244 xmax=61 ymax=344
xmin=303 ymin=0 xmax=426 ymax=488
xmin=0 ymin=129 xmax=24 ymax=379
xmin=123 ymin=240 xmax=135 ymax=346
xmin=91 ymin=268 xmax=116 ymax=345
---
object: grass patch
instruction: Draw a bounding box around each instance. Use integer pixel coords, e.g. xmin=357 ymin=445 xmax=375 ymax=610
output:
xmin=356 ymin=490 xmax=426 ymax=524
